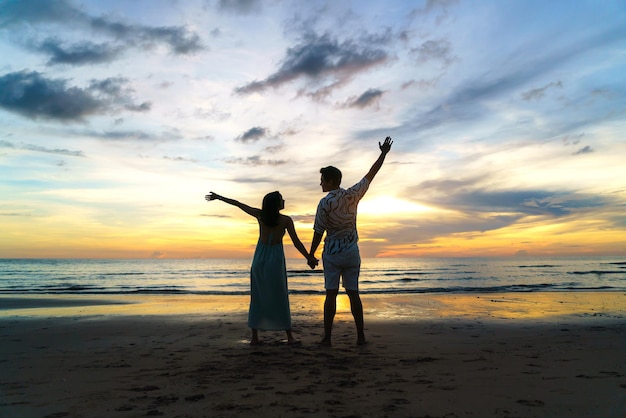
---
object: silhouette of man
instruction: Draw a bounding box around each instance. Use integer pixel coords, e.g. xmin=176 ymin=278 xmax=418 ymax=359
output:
xmin=309 ymin=137 xmax=393 ymax=346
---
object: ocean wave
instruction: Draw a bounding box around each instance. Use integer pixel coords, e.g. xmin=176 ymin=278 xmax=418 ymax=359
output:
xmin=517 ymin=265 xmax=562 ymax=268
xmin=0 ymin=285 xmax=619 ymax=296
xmin=2 ymin=257 xmax=625 ymax=297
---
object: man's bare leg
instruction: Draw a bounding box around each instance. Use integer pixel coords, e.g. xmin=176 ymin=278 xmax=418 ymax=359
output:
xmin=321 ymin=289 xmax=338 ymax=345
xmin=347 ymin=290 xmax=366 ymax=345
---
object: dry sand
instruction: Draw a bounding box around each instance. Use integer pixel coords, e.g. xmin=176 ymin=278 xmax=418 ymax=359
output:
xmin=1 ymin=292 xmax=625 ymax=417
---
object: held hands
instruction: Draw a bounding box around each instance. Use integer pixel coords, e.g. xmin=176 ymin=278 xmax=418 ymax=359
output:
xmin=307 ymin=255 xmax=319 ymax=270
xmin=379 ymin=136 xmax=393 ymax=154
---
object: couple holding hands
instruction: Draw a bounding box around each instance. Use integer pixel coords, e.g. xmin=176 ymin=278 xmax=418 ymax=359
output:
xmin=206 ymin=137 xmax=392 ymax=346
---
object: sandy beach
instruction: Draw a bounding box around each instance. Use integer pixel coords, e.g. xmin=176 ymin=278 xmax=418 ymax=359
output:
xmin=1 ymin=293 xmax=625 ymax=417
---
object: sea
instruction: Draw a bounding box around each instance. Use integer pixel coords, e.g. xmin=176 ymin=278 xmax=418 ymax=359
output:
xmin=0 ymin=257 xmax=625 ymax=296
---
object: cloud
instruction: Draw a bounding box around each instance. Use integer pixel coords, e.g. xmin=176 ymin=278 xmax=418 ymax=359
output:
xmin=410 ymin=0 xmax=460 ymax=24
xmin=521 ymin=81 xmax=563 ymax=101
xmin=217 ymin=0 xmax=262 ymax=15
xmin=36 ymin=38 xmax=123 ymax=66
xmin=362 ymin=24 xmax=626 ymax=141
xmin=194 ymin=106 xmax=231 ymax=121
xmin=0 ymin=0 xmax=80 ymax=26
xmin=562 ymin=133 xmax=584 ymax=146
xmin=230 ymin=176 xmax=278 ymax=183
xmin=413 ymin=177 xmax=611 ymax=219
xmin=0 ymin=0 xmax=204 ymax=65
xmin=343 ymin=88 xmax=384 ymax=109
xmin=235 ymin=127 xmax=269 ymax=143
xmin=128 ymin=25 xmax=203 ymax=54
xmin=85 ymin=129 xmax=182 ymax=141
xmin=0 ymin=71 xmax=150 ymax=121
xmin=573 ymin=145 xmax=593 ymax=155
xmin=290 ymin=214 xmax=316 ymax=223
xmin=234 ymin=32 xmax=389 ymax=97
xmin=163 ymin=155 xmax=198 ymax=163
xmin=225 ymin=155 xmax=287 ymax=166
xmin=0 ymin=139 xmax=84 ymax=156
xmin=0 ymin=70 xmax=103 ymax=121
xmin=410 ymin=39 xmax=456 ymax=68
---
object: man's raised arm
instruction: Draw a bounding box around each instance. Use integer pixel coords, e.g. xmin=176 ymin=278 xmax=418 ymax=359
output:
xmin=364 ymin=137 xmax=393 ymax=183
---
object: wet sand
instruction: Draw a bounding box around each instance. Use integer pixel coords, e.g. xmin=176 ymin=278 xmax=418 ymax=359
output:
xmin=1 ymin=292 xmax=625 ymax=417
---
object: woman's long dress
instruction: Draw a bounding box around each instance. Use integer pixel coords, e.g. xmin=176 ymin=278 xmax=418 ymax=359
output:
xmin=247 ymin=235 xmax=291 ymax=331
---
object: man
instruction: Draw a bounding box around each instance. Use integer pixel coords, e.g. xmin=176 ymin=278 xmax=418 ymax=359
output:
xmin=309 ymin=137 xmax=393 ymax=346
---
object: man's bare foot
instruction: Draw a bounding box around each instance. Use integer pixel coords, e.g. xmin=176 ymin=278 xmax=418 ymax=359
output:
xmin=357 ymin=338 xmax=368 ymax=346
xmin=250 ymin=339 xmax=262 ymax=346
xmin=319 ymin=337 xmax=332 ymax=347
xmin=287 ymin=339 xmax=302 ymax=346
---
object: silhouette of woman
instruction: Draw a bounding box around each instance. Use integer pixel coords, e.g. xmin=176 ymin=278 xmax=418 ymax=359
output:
xmin=205 ymin=191 xmax=317 ymax=344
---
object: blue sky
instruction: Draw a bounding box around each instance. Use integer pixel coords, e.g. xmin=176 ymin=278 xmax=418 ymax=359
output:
xmin=1 ymin=0 xmax=625 ymax=258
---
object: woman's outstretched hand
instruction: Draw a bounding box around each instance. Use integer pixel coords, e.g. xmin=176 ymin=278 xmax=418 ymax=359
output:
xmin=205 ymin=192 xmax=221 ymax=202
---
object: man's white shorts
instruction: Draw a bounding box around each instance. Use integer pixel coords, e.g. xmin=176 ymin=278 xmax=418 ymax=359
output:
xmin=322 ymin=245 xmax=361 ymax=291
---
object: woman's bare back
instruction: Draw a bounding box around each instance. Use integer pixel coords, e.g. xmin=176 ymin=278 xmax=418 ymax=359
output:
xmin=258 ymin=215 xmax=289 ymax=245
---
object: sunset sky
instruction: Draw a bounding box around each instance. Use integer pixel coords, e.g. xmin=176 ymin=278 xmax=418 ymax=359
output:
xmin=1 ymin=0 xmax=625 ymax=259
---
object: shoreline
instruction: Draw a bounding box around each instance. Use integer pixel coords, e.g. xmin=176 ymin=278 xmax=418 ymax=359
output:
xmin=1 ymin=292 xmax=625 ymax=417
xmin=1 ymin=291 xmax=624 ymax=322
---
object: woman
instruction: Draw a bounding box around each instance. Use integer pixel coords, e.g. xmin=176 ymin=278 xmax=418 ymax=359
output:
xmin=205 ymin=191 xmax=317 ymax=345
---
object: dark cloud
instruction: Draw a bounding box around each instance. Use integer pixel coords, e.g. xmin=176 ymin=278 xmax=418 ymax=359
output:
xmin=0 ymin=0 xmax=204 ymax=66
xmin=0 ymin=0 xmax=80 ymax=26
xmin=0 ymin=71 xmax=150 ymax=121
xmin=573 ymin=145 xmax=593 ymax=155
xmin=131 ymin=25 xmax=203 ymax=54
xmin=36 ymin=38 xmax=123 ymax=66
xmin=217 ymin=0 xmax=262 ymax=15
xmin=234 ymin=33 xmax=389 ymax=97
xmin=0 ymin=70 xmax=103 ymax=121
xmin=363 ymin=214 xmax=523 ymax=249
xmin=414 ymin=177 xmax=610 ymax=219
xmin=344 ymin=88 xmax=384 ymax=109
xmin=235 ymin=127 xmax=269 ymax=143
xmin=125 ymin=102 xmax=151 ymax=112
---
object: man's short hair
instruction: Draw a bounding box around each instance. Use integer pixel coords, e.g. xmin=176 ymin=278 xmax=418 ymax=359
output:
xmin=320 ymin=166 xmax=342 ymax=187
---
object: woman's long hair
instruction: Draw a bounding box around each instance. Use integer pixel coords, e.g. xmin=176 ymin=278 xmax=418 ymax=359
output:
xmin=260 ymin=191 xmax=282 ymax=227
